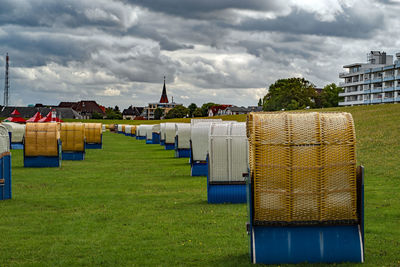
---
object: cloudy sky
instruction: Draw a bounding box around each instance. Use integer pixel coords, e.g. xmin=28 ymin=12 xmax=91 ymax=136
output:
xmin=1 ymin=0 xmax=400 ymax=109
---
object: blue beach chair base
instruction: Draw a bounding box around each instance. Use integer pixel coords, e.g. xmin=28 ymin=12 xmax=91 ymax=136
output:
xmin=62 ymin=151 xmax=85 ymax=160
xmin=11 ymin=143 xmax=24 ymax=150
xmin=207 ymin=183 xmax=246 ymax=204
xmin=175 ymin=149 xmax=191 ymax=158
xmin=152 ymin=133 xmax=160 ymax=144
xmin=0 ymin=154 xmax=12 ymax=200
xmin=191 ymin=161 xmax=208 ymax=176
xmin=86 ymin=143 xmax=102 ymax=149
xmin=24 ymin=156 xmax=61 ymax=167
xmin=164 ymin=143 xmax=175 ymax=150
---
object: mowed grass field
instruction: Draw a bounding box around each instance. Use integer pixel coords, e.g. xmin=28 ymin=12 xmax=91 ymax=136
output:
xmin=0 ymin=103 xmax=399 ymax=266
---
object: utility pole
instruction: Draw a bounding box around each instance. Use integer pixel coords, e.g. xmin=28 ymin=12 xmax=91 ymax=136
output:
xmin=4 ymin=53 xmax=9 ymax=106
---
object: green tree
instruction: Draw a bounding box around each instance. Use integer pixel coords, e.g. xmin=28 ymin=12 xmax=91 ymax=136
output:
xmin=263 ymin=78 xmax=317 ymax=111
xmin=316 ymin=83 xmax=344 ymax=108
xmin=165 ymin=105 xmax=189 ymax=119
xmin=200 ymin=102 xmax=217 ymax=117
xmin=105 ymin=107 xmax=122 ymax=119
xmin=258 ymin=98 xmax=263 ymax=106
xmin=188 ymin=103 xmax=197 ymax=117
xmin=154 ymin=107 xmax=164 ymax=120
xmin=91 ymin=112 xmax=103 ymax=119
xmin=193 ymin=108 xmax=203 ymax=117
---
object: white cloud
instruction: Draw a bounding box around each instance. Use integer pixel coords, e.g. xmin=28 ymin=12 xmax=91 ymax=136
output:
xmin=102 ymin=87 xmax=121 ymax=96
xmin=1 ymin=0 xmax=398 ymax=109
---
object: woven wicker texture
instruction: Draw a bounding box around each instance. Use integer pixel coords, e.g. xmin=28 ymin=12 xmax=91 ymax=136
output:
xmin=247 ymin=112 xmax=357 ymax=224
xmin=84 ymin=123 xmax=102 ymax=144
xmin=165 ymin=123 xmax=176 ymax=143
xmin=190 ymin=118 xmax=222 ymax=126
xmin=131 ymin=125 xmax=137 ymax=134
xmin=125 ymin=125 xmax=132 ymax=134
xmin=152 ymin=124 xmax=160 ymax=133
xmin=160 ymin=123 xmax=166 ymax=141
xmin=2 ymin=122 xmax=25 ymax=143
xmin=60 ymin=123 xmax=85 ymax=152
xmin=0 ymin=125 xmax=10 ymax=154
xmin=25 ymin=123 xmax=60 ymax=156
xmin=175 ymin=123 xmax=191 ymax=149
xmin=143 ymin=125 xmax=154 ymax=140
xmin=209 ymin=122 xmax=248 ymax=183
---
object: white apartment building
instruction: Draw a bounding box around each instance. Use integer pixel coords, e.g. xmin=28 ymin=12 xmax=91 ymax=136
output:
xmin=339 ymin=51 xmax=400 ymax=106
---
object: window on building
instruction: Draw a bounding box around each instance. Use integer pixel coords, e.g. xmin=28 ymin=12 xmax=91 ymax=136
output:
xmin=347 ymin=95 xmax=357 ymax=101
xmin=385 ymin=92 xmax=394 ymax=98
xmin=385 ymin=70 xmax=394 ymax=77
xmin=385 ymin=82 xmax=394 ymax=88
xmin=373 ymin=93 xmax=382 ymax=99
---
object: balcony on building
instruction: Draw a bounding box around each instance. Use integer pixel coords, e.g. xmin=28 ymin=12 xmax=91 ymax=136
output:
xmin=383 ymin=65 xmax=395 ymax=71
xmin=383 ymin=76 xmax=395 ymax=82
xmin=383 ymin=97 xmax=394 ymax=103
xmin=371 ymin=87 xmax=382 ymax=93
xmin=383 ymin=86 xmax=395 ymax=92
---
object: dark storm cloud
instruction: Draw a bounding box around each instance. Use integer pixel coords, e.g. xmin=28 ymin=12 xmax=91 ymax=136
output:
xmin=0 ymin=29 xmax=100 ymax=67
xmin=0 ymin=0 xmax=128 ymax=29
xmin=126 ymin=25 xmax=194 ymax=51
xmin=121 ymin=0 xmax=286 ymax=19
xmin=0 ymin=0 xmax=397 ymax=108
xmin=103 ymin=51 xmax=180 ymax=84
xmin=377 ymin=0 xmax=400 ymax=5
xmin=230 ymin=7 xmax=384 ymax=38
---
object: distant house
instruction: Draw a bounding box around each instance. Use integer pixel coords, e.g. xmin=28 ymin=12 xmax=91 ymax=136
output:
xmin=0 ymin=106 xmax=82 ymax=119
xmin=122 ymin=106 xmax=144 ymax=120
xmin=208 ymin=105 xmax=232 ymax=117
xmin=210 ymin=105 xmax=263 ymax=116
xmin=58 ymin=100 xmax=105 ymax=119
xmin=224 ymin=106 xmax=258 ymax=115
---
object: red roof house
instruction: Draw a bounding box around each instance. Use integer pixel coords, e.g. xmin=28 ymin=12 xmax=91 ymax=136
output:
xmin=208 ymin=105 xmax=232 ymax=117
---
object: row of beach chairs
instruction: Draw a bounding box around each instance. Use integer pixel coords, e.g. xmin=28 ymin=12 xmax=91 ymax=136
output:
xmin=110 ymin=112 xmax=365 ymax=264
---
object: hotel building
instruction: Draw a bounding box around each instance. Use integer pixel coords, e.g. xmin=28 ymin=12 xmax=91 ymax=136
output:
xmin=339 ymin=51 xmax=400 ymax=106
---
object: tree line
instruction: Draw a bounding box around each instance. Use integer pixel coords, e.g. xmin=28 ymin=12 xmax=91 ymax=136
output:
xmin=155 ymin=102 xmax=217 ymax=119
xmin=259 ymin=77 xmax=343 ymax=111
xmin=100 ymin=77 xmax=343 ymax=119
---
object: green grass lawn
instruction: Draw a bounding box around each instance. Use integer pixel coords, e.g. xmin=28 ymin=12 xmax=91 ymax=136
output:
xmin=0 ymin=103 xmax=399 ymax=266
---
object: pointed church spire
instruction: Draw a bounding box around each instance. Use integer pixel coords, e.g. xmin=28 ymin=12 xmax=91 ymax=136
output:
xmin=159 ymin=75 xmax=169 ymax=103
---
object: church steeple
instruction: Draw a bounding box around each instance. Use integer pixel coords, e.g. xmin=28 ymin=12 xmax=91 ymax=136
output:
xmin=159 ymin=76 xmax=169 ymax=103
